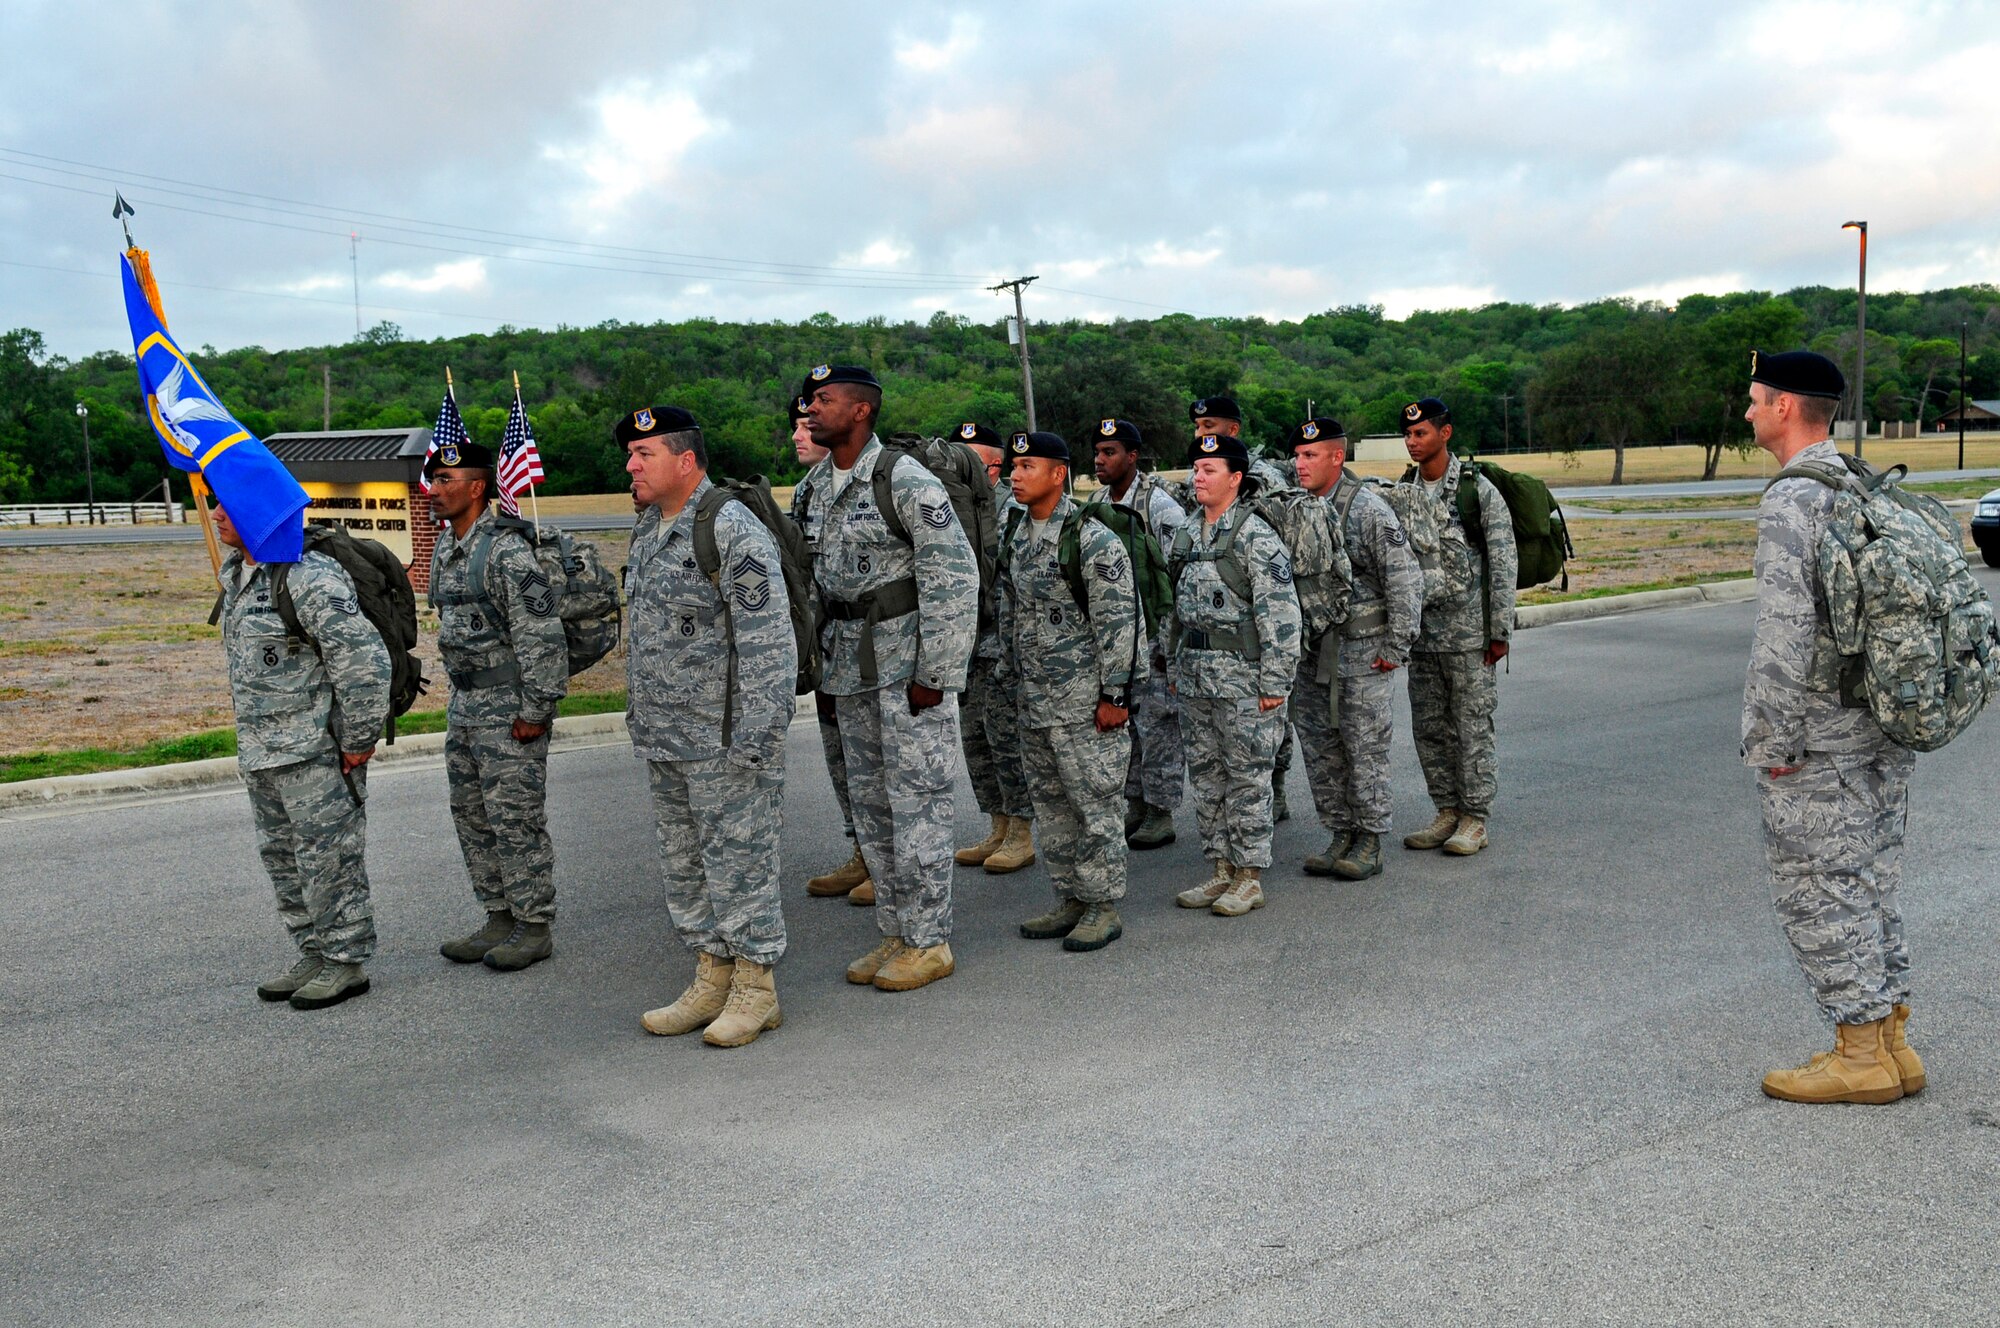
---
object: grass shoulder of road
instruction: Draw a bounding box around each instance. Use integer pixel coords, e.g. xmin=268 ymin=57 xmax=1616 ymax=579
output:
xmin=0 ymin=690 xmax=628 ymax=784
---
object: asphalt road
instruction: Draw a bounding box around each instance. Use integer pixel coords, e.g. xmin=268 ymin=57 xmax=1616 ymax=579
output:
xmin=5 ymin=583 xmax=1999 ymax=1326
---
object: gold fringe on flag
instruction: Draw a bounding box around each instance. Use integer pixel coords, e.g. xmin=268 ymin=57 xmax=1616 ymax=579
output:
xmin=128 ymin=245 xmax=221 ymax=575
xmin=125 ymin=246 xmax=168 ymax=329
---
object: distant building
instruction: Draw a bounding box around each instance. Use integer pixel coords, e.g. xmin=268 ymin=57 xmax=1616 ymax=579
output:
xmin=1935 ymin=399 xmax=2000 ymax=432
xmin=264 ymin=428 xmax=438 ymax=590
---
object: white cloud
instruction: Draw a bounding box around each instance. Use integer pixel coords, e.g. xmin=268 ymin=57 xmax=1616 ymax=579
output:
xmin=378 ymin=258 xmax=488 ymax=294
xmin=893 ymin=15 xmax=981 ymax=72
xmin=840 ymin=239 xmax=913 ymax=268
xmin=276 ymin=273 xmax=346 ymax=295
xmin=542 ymin=84 xmax=718 ymax=217
xmin=1137 ymin=240 xmax=1222 ymax=270
xmin=1614 ymin=274 xmax=1748 ymax=306
xmin=1367 ymin=284 xmax=1500 ymax=320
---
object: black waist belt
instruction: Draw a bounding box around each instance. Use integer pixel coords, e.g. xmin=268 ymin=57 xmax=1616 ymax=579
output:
xmin=1344 ymin=603 xmax=1390 ymax=636
xmin=1182 ymin=625 xmax=1257 ymax=658
xmin=448 ymin=660 xmax=520 ymax=690
xmin=821 ymin=577 xmax=920 ymax=687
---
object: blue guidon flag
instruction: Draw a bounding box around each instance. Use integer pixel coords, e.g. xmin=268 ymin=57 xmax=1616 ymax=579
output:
xmin=122 ymin=251 xmax=310 ymax=563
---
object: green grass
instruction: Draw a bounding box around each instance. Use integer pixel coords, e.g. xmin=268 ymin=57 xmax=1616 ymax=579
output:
xmin=1522 ymin=570 xmax=1754 ymax=605
xmin=1 ymin=690 xmax=630 ymax=784
xmin=1905 ymin=479 xmax=2000 ymax=500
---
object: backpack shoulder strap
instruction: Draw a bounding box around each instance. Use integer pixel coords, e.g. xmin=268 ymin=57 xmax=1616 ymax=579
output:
xmin=1331 ymin=473 xmax=1361 ymax=532
xmin=999 ymin=503 xmax=1026 ymax=570
xmin=692 ymin=485 xmax=735 ymax=582
xmin=1456 ymin=458 xmax=1485 ymax=548
xmin=873 ymin=450 xmax=912 ymax=545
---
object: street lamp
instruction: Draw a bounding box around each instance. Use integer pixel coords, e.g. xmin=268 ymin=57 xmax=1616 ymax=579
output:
xmin=74 ymin=401 xmax=96 ymax=524
xmin=1842 ymin=220 xmax=1867 ymax=459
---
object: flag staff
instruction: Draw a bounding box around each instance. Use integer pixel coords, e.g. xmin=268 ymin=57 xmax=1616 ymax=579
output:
xmin=515 ymin=371 xmax=541 ymax=537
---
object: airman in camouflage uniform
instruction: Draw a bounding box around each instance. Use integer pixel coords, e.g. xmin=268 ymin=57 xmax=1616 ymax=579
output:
xmin=1087 ymin=417 xmax=1186 ymax=850
xmin=1284 ymin=419 xmax=1424 ymax=881
xmin=214 ymin=505 xmax=390 ymax=1012
xmin=1167 ymin=433 xmax=1302 ymax=917
xmin=1398 ymin=398 xmax=1517 ymax=858
xmin=1740 ymin=350 xmax=1922 ymax=1105
xmin=802 ymin=366 xmax=979 ymax=994
xmin=624 ymin=407 xmax=796 ymax=1049
xmin=427 ymin=440 xmax=570 ymax=972
xmin=998 ymin=431 xmax=1138 ymax=951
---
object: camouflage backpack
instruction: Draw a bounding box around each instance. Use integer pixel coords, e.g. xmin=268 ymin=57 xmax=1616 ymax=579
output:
xmin=1000 ymin=501 xmax=1175 ymax=639
xmin=1242 ymin=483 xmax=1353 ymax=641
xmin=693 ymin=476 xmax=820 ymax=697
xmin=472 ymin=515 xmax=623 ymax=676
xmin=876 ymin=433 xmax=1000 ymax=636
xmin=1376 ymin=474 xmax=1479 ymax=608
xmin=1772 ymin=454 xmax=2000 ymax=752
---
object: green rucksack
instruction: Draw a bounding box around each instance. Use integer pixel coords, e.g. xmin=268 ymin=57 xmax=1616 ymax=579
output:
xmin=1454 ymin=458 xmax=1574 ymax=591
xmin=692 ymin=475 xmax=820 ymax=698
xmin=876 ymin=433 xmax=1000 ymax=636
xmin=1772 ymin=454 xmax=2000 ymax=752
xmin=1002 ymin=502 xmax=1173 ymax=638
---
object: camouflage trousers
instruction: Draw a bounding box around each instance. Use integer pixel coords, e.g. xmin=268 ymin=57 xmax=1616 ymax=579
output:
xmin=646 ymin=753 xmax=787 ymax=966
xmin=1179 ymin=694 xmax=1287 ymax=870
xmin=1759 ymin=748 xmax=1915 ymax=1026
xmin=838 ymin=689 xmax=959 ymax=948
xmin=958 ymin=654 xmax=1010 ymax=816
xmin=1022 ymin=719 xmax=1132 ymax=903
xmin=980 ymin=658 xmax=1034 ymax=818
xmin=1294 ymin=654 xmax=1397 ymax=836
xmin=244 ymin=757 xmax=375 ymax=965
xmin=446 ymin=724 xmax=556 ymax=924
xmin=815 ymin=696 xmax=854 ymax=837
xmin=1408 ymin=650 xmax=1498 ymax=819
xmin=1122 ymin=649 xmax=1185 ymax=810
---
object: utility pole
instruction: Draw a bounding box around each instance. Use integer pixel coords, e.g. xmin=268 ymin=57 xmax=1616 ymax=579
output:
xmin=74 ymin=402 xmax=96 ymax=523
xmin=1959 ymin=320 xmax=1968 ymax=471
xmin=322 ymin=363 xmax=332 ymax=430
xmin=991 ymin=275 xmax=1039 ymax=431
xmin=1500 ymin=393 xmax=1513 ymax=451
xmin=350 ymin=232 xmax=362 ymax=338
xmin=1842 ymin=220 xmax=1867 ymax=459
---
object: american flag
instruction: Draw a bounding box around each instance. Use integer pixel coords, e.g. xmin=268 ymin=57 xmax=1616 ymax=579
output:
xmin=496 ymin=389 xmax=545 ymax=516
xmin=422 ymin=389 xmax=468 ymax=495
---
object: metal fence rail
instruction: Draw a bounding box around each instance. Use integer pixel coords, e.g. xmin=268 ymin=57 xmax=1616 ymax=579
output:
xmin=0 ymin=502 xmax=186 ymax=527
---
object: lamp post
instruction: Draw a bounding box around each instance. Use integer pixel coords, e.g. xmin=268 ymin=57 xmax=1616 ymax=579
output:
xmin=1841 ymin=220 xmax=1867 ymax=459
xmin=74 ymin=401 xmax=96 ymax=524
xmin=1959 ymin=321 xmax=1968 ymax=471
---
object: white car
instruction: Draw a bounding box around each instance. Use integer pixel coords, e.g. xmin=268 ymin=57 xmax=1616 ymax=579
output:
xmin=1974 ymin=487 xmax=2000 ymax=568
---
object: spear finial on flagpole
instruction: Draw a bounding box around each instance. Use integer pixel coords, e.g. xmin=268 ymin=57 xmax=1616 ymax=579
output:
xmin=445 ymin=364 xmax=455 ymax=398
xmin=112 ymin=192 xmax=136 ymax=249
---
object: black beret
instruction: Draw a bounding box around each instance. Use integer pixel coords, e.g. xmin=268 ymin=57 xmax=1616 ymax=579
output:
xmin=1095 ymin=418 xmax=1143 ymax=448
xmin=1007 ymin=430 xmax=1070 ymax=463
xmin=1189 ymin=396 xmax=1242 ymax=422
xmin=789 ymin=395 xmax=812 ymax=423
xmin=1285 ymin=417 xmax=1348 ymax=451
xmin=1750 ymin=349 xmax=1845 ymax=400
xmin=801 ymin=364 xmax=881 ymax=392
xmin=953 ymin=421 xmax=1003 ymax=449
xmin=614 ymin=405 xmax=699 ymax=445
xmin=1188 ymin=433 xmax=1250 ymax=466
xmin=424 ymin=439 xmax=494 ymax=476
xmin=1401 ymin=397 xmax=1450 ymax=430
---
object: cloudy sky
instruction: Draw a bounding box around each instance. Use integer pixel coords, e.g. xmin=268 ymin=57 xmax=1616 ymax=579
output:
xmin=4 ymin=0 xmax=1996 ymax=358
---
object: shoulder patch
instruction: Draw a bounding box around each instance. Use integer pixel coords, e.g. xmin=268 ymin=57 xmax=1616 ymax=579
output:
xmin=328 ymin=593 xmax=360 ymax=615
xmin=1268 ymin=551 xmax=1294 ymax=585
xmin=1096 ymin=558 xmax=1126 ymax=584
xmin=1387 ymin=526 xmax=1408 ymax=547
xmin=731 ymin=553 xmax=772 ymax=613
xmin=921 ymin=501 xmax=955 ymax=529
xmin=521 ymin=570 xmax=558 ymax=618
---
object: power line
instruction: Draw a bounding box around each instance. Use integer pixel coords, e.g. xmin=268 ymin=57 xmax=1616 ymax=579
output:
xmin=0 ymin=258 xmax=524 ymax=328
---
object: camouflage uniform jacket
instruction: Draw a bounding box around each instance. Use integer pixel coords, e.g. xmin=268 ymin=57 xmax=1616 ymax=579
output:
xmin=1087 ymin=470 xmax=1186 ymax=547
xmin=1169 ymin=498 xmax=1302 ymax=699
xmin=626 ymin=476 xmax=796 ymax=767
xmin=218 ymin=549 xmax=391 ymax=772
xmin=1329 ymin=471 xmax=1424 ymax=675
xmin=806 ymin=435 xmax=979 ymax=696
xmin=1411 ymin=463 xmax=1518 ymax=652
xmin=1741 ymin=437 xmax=1891 ymax=767
xmin=996 ymin=494 xmax=1139 ymax=729
xmin=430 ymin=506 xmax=569 ymax=728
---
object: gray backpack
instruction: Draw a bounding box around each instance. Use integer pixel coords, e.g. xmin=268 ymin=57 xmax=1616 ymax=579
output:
xmin=1774 ymin=455 xmax=2000 ymax=752
xmin=1368 ymin=477 xmax=1474 ymax=608
xmin=470 ymin=516 xmax=623 ymax=676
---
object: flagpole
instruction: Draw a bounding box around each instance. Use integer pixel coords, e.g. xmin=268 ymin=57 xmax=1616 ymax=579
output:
xmin=514 ymin=371 xmax=541 ymax=537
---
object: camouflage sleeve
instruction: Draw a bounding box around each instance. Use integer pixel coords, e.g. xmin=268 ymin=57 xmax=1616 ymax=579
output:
xmin=994 ymin=517 xmax=1020 ymax=669
xmin=1742 ymin=481 xmax=1823 ymax=766
xmin=891 ymin=457 xmax=979 ymax=692
xmin=1477 ymin=475 xmax=1518 ymax=642
xmin=289 ymin=556 xmax=391 ymax=752
xmin=717 ymin=504 xmax=797 ymax=769
xmin=1079 ymin=521 xmax=1138 ymax=694
xmin=1368 ymin=495 xmax=1425 ymax=662
xmin=492 ymin=537 xmax=571 ymax=726
xmin=1148 ymin=484 xmax=1186 ymax=545
xmin=1242 ymin=518 xmax=1303 ymax=697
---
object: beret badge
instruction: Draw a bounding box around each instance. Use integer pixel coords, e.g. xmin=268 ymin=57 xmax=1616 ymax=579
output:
xmin=810 ymin=364 xmax=831 ymax=381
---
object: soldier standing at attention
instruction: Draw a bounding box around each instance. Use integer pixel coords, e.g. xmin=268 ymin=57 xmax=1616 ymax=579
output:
xmin=1286 ymin=418 xmax=1423 ymax=880
xmin=1088 ymin=417 xmax=1186 ymax=850
xmin=792 ymin=394 xmax=875 ymax=907
xmin=998 ymin=430 xmax=1139 ymax=952
xmin=954 ymin=421 xmax=1037 ymax=875
xmin=214 ymin=503 xmax=390 ymax=1011
xmin=624 ymin=406 xmax=796 ymax=1048
xmin=1742 ymin=351 xmax=1923 ymax=1105
xmin=428 ymin=440 xmax=571 ymax=971
xmin=803 ymin=365 xmax=979 ymax=992
xmin=1398 ymin=398 xmax=1516 ymax=858
xmin=1167 ymin=433 xmax=1301 ymax=917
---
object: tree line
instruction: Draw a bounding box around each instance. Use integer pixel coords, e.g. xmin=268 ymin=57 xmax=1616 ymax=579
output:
xmin=3 ymin=284 xmax=1997 ymax=504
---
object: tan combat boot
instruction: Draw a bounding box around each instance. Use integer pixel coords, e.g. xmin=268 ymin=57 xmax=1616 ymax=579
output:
xmin=702 ymin=959 xmax=782 ymax=1047
xmin=1442 ymin=815 xmax=1489 ymax=856
xmin=982 ymin=817 xmax=1038 ymax=874
xmin=1886 ymin=1003 xmax=1926 ymax=1094
xmin=846 ymin=877 xmax=876 ymax=907
xmin=807 ymin=847 xmax=869 ymax=897
xmin=1403 ymin=808 xmax=1459 ymax=850
xmin=955 ymin=813 xmax=1009 ymax=866
xmin=846 ymin=937 xmax=905 ymax=985
xmin=1761 ymin=1017 xmax=1905 ymax=1105
xmin=1212 ymin=866 xmax=1266 ymax=917
xmin=874 ymin=941 xmax=956 ymax=992
xmin=1176 ymin=861 xmax=1234 ymax=909
xmin=641 ymin=952 xmax=734 ymax=1036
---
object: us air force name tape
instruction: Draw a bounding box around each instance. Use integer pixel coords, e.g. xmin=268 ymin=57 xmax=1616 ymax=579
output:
xmin=424 ymin=439 xmax=494 ymax=476
xmin=1188 ymin=433 xmax=1250 ymax=466
xmin=1008 ymin=430 xmax=1070 ymax=462
xmin=803 ymin=364 xmax=881 ymax=391
xmin=1749 ymin=349 xmax=1846 ymax=400
xmin=1189 ymin=396 xmax=1242 ymax=422
xmin=957 ymin=421 xmax=1003 ymax=448
xmin=1097 ymin=418 xmax=1143 ymax=447
xmin=1286 ymin=417 xmax=1348 ymax=451
xmin=615 ymin=405 xmax=699 ymax=444
xmin=1401 ymin=397 xmax=1450 ymax=429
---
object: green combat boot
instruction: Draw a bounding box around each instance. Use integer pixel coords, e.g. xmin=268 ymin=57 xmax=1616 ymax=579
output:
xmin=1304 ymin=832 xmax=1354 ymax=877
xmin=440 ymin=911 xmax=515 ymax=964
xmin=288 ymin=961 xmax=370 ymax=1011
xmin=256 ymin=953 xmax=323 ymax=1002
xmin=1124 ymin=796 xmax=1146 ymax=836
xmin=1020 ymin=898 xmax=1087 ymax=940
xmin=484 ymin=921 xmax=552 ymax=971
xmin=1333 ymin=832 xmax=1384 ymax=881
xmin=1062 ymin=903 xmax=1122 ymax=953
xmin=1127 ymin=804 xmax=1176 ymax=850
xmin=1272 ymin=774 xmax=1291 ymax=824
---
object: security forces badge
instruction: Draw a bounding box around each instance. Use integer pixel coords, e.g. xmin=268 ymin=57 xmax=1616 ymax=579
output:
xmin=961 ymin=423 xmax=979 ymax=441
xmin=810 ymin=364 xmax=832 ymax=381
xmin=1403 ymin=402 xmax=1423 ymax=422
xmin=634 ymin=408 xmax=655 ymax=432
xmin=1301 ymin=420 xmax=1320 ymax=441
xmin=1011 ymin=432 xmax=1031 ymax=455
xmin=1100 ymin=419 xmax=1117 ymax=436
xmin=1197 ymin=436 xmax=1220 ymax=454
xmin=439 ymin=442 xmax=462 ymax=466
